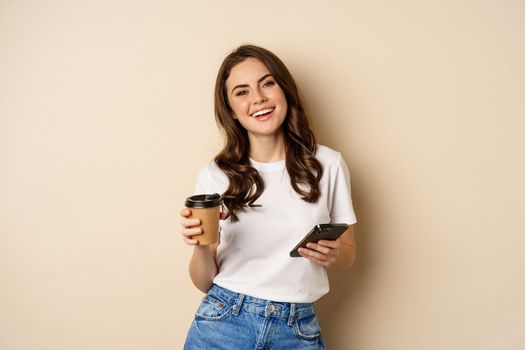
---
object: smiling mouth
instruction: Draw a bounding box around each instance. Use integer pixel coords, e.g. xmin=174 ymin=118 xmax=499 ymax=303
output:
xmin=250 ymin=108 xmax=274 ymax=118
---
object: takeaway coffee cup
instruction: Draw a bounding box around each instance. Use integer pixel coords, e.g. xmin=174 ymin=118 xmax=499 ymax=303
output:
xmin=185 ymin=193 xmax=222 ymax=245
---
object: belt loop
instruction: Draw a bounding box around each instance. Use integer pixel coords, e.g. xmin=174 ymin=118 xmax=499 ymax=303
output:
xmin=232 ymin=293 xmax=245 ymax=316
xmin=288 ymin=303 xmax=296 ymax=326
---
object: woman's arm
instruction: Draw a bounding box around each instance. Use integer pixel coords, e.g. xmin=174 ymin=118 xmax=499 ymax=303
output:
xmin=298 ymin=224 xmax=356 ymax=270
xmin=188 ymin=244 xmax=219 ymax=292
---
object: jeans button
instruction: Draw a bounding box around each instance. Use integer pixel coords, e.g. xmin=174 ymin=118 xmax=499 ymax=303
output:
xmin=268 ymin=305 xmax=276 ymax=313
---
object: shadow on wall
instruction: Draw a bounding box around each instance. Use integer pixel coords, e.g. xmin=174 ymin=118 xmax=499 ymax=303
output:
xmin=315 ymin=167 xmax=376 ymax=349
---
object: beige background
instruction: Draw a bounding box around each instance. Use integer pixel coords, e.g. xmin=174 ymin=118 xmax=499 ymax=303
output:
xmin=1 ymin=0 xmax=524 ymax=349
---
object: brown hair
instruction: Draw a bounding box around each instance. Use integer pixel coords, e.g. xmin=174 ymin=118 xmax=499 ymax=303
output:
xmin=214 ymin=44 xmax=323 ymax=221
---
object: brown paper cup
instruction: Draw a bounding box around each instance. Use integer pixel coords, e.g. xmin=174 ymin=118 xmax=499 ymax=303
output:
xmin=185 ymin=194 xmax=222 ymax=246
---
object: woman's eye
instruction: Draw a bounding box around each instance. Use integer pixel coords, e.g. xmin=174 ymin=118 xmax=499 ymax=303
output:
xmin=235 ymin=90 xmax=248 ymax=96
xmin=263 ymin=80 xmax=275 ymax=88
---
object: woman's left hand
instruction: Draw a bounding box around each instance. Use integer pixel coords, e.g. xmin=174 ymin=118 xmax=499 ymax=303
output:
xmin=298 ymin=239 xmax=341 ymax=268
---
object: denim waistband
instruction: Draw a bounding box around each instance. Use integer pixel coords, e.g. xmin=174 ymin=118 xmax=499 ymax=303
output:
xmin=207 ymin=284 xmax=316 ymax=324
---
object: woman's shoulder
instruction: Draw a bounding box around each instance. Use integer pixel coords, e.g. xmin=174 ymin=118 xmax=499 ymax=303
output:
xmin=198 ymin=161 xmax=226 ymax=179
xmin=315 ymin=144 xmax=343 ymax=165
xmin=194 ymin=160 xmax=229 ymax=193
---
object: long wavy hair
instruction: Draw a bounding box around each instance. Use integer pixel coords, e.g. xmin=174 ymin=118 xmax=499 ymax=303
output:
xmin=214 ymin=44 xmax=323 ymax=222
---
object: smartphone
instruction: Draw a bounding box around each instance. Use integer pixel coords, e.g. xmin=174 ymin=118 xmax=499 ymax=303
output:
xmin=289 ymin=223 xmax=349 ymax=257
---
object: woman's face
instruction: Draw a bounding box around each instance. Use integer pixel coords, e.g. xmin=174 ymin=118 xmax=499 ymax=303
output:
xmin=225 ymin=57 xmax=288 ymax=140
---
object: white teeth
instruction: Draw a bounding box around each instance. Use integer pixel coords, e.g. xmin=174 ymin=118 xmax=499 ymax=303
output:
xmin=251 ymin=108 xmax=274 ymax=117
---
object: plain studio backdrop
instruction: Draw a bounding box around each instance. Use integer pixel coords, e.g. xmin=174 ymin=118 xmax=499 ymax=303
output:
xmin=1 ymin=1 xmax=524 ymax=349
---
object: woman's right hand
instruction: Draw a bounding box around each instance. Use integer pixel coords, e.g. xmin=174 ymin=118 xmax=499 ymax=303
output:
xmin=180 ymin=208 xmax=202 ymax=246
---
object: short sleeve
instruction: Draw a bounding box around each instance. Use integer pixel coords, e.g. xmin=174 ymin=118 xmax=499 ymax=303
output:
xmin=329 ymin=156 xmax=357 ymax=225
xmin=192 ymin=163 xmax=229 ymax=196
xmin=192 ymin=166 xmax=212 ymax=195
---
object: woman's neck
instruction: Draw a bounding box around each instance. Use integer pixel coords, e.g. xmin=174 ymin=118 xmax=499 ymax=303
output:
xmin=248 ymin=132 xmax=286 ymax=163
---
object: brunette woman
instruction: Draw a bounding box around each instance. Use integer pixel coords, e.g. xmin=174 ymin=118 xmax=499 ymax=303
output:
xmin=180 ymin=44 xmax=357 ymax=349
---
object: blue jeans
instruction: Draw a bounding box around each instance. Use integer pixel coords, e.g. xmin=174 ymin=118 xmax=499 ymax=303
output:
xmin=184 ymin=284 xmax=325 ymax=349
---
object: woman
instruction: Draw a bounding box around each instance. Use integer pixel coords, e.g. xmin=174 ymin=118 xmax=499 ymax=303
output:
xmin=180 ymin=44 xmax=357 ymax=349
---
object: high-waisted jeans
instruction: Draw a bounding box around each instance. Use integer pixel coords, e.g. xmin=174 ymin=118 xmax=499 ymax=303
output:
xmin=184 ymin=284 xmax=325 ymax=349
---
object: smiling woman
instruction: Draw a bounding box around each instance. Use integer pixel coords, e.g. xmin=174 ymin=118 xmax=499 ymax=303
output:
xmin=179 ymin=44 xmax=357 ymax=350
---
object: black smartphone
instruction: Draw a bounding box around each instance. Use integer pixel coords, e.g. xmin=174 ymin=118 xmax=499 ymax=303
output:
xmin=289 ymin=223 xmax=349 ymax=257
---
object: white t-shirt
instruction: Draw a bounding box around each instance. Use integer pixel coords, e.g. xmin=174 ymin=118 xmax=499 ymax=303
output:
xmin=193 ymin=145 xmax=357 ymax=303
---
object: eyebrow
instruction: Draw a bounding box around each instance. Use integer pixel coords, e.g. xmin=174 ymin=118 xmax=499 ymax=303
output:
xmin=230 ymin=74 xmax=273 ymax=94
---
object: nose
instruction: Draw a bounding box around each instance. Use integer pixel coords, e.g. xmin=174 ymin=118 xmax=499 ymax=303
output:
xmin=252 ymin=88 xmax=267 ymax=104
